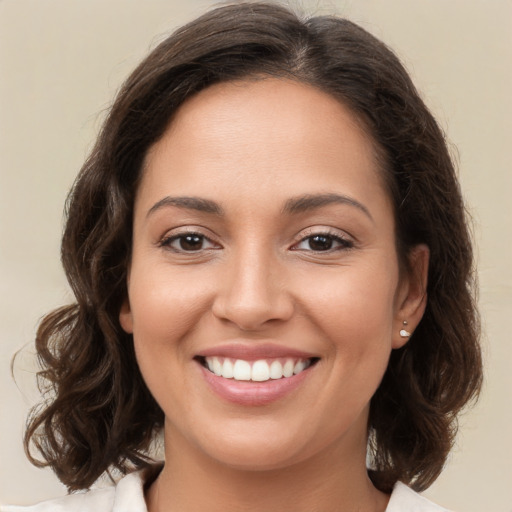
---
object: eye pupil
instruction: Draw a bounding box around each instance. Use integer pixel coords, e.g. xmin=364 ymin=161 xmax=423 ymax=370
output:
xmin=180 ymin=234 xmax=203 ymax=251
xmin=309 ymin=235 xmax=333 ymax=251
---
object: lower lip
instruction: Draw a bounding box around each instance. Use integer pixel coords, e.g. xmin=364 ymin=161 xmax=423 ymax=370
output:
xmin=199 ymin=363 xmax=313 ymax=406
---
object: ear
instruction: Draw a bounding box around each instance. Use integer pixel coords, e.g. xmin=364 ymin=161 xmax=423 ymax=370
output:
xmin=119 ymin=298 xmax=134 ymax=334
xmin=392 ymin=244 xmax=429 ymax=349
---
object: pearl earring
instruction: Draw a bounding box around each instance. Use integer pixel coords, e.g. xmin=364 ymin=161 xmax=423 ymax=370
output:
xmin=399 ymin=320 xmax=411 ymax=338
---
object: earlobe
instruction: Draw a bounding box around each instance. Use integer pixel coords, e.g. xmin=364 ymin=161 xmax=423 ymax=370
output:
xmin=119 ymin=299 xmax=134 ymax=334
xmin=392 ymin=244 xmax=429 ymax=349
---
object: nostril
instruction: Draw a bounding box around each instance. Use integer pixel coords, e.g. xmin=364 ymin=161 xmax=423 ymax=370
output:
xmin=212 ymin=296 xmax=295 ymax=331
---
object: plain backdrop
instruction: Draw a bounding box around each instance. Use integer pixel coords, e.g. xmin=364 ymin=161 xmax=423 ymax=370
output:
xmin=1 ymin=1 xmax=511 ymax=510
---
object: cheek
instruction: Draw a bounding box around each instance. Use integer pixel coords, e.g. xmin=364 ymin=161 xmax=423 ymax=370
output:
xmin=127 ymin=265 xmax=217 ymax=399
xmin=299 ymin=261 xmax=398 ymax=344
xmin=126 ymin=267 xmax=214 ymax=412
xmin=129 ymin=264 xmax=214 ymax=341
xmin=297 ymin=259 xmax=399 ymax=399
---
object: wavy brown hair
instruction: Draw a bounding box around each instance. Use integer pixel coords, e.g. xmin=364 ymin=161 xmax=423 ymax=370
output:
xmin=23 ymin=1 xmax=482 ymax=493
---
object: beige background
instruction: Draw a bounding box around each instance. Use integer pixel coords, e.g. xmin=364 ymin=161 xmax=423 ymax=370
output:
xmin=1 ymin=0 xmax=510 ymax=510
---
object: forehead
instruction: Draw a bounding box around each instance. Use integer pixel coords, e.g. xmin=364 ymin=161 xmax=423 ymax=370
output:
xmin=138 ymin=78 xmax=391 ymax=217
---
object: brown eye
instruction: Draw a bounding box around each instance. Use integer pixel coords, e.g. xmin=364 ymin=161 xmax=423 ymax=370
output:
xmin=161 ymin=232 xmax=219 ymax=252
xmin=178 ymin=234 xmax=204 ymax=251
xmin=292 ymin=232 xmax=353 ymax=252
xmin=308 ymin=235 xmax=334 ymax=251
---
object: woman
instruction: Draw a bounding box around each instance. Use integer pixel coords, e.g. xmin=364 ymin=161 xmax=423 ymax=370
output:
xmin=2 ymin=2 xmax=482 ymax=511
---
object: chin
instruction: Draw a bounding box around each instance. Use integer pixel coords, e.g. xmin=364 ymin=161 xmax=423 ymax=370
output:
xmin=183 ymin=414 xmax=347 ymax=473
xmin=204 ymin=440 xmax=307 ymax=472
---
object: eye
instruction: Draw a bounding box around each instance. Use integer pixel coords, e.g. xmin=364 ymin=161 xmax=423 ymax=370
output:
xmin=292 ymin=233 xmax=353 ymax=252
xmin=160 ymin=232 xmax=219 ymax=252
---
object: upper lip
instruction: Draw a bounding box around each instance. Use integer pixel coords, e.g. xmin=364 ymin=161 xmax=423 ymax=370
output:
xmin=196 ymin=342 xmax=318 ymax=361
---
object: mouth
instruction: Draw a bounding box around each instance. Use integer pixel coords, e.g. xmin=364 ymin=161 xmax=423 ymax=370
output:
xmin=196 ymin=356 xmax=320 ymax=382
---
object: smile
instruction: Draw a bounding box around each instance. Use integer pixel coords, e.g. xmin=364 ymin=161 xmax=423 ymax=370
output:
xmin=202 ymin=357 xmax=316 ymax=382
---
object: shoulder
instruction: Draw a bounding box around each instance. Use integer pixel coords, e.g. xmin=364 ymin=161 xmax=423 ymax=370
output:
xmin=0 ymin=487 xmax=115 ymax=512
xmin=387 ymin=482 xmax=453 ymax=512
xmin=0 ymin=471 xmax=147 ymax=512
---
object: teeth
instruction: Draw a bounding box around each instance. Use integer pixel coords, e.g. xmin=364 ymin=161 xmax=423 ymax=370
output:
xmin=222 ymin=358 xmax=234 ymax=378
xmin=283 ymin=360 xmax=294 ymax=378
xmin=233 ymin=359 xmax=251 ymax=381
xmin=251 ymin=360 xmax=270 ymax=381
xmin=204 ymin=357 xmax=312 ymax=381
xmin=212 ymin=357 xmax=223 ymax=376
xmin=269 ymin=360 xmax=283 ymax=379
xmin=293 ymin=360 xmax=307 ymax=375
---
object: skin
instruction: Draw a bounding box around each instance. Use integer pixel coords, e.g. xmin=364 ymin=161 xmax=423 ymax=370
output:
xmin=120 ymin=78 xmax=428 ymax=512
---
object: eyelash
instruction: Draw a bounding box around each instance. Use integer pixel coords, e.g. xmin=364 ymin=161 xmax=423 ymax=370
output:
xmin=159 ymin=229 xmax=354 ymax=254
xmin=159 ymin=231 xmax=220 ymax=253
xmin=291 ymin=230 xmax=354 ymax=252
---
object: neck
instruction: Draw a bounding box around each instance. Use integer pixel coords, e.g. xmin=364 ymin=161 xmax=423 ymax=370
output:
xmin=146 ymin=427 xmax=389 ymax=512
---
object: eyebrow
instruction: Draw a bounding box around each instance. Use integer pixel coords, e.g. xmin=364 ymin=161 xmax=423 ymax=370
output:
xmin=282 ymin=193 xmax=373 ymax=221
xmin=147 ymin=196 xmax=224 ymax=217
xmin=146 ymin=193 xmax=372 ymax=221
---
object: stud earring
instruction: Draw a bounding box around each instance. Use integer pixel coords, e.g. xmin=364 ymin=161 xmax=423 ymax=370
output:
xmin=399 ymin=320 xmax=411 ymax=338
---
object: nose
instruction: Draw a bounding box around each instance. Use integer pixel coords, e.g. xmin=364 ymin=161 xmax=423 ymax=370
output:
xmin=212 ymin=248 xmax=294 ymax=331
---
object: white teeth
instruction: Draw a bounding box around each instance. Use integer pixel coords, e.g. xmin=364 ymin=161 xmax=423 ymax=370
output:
xmin=222 ymin=358 xmax=234 ymax=379
xmin=269 ymin=360 xmax=283 ymax=379
xmin=233 ymin=359 xmax=252 ymax=381
xmin=283 ymin=360 xmax=294 ymax=378
xmin=293 ymin=360 xmax=307 ymax=375
xmin=204 ymin=357 xmax=313 ymax=381
xmin=212 ymin=357 xmax=223 ymax=376
xmin=251 ymin=360 xmax=270 ymax=382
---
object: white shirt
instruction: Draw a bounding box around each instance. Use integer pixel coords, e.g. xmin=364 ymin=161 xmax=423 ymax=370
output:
xmin=0 ymin=470 xmax=451 ymax=512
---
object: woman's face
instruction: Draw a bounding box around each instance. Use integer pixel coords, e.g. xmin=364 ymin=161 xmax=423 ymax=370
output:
xmin=120 ymin=79 xmax=425 ymax=471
